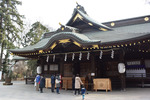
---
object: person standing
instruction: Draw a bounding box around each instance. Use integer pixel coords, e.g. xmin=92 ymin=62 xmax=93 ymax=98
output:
xmin=39 ymin=76 xmax=45 ymax=93
xmin=56 ymin=74 xmax=61 ymax=94
xmin=51 ymin=74 xmax=55 ymax=93
xmin=35 ymin=74 xmax=41 ymax=91
xmin=75 ymin=74 xmax=83 ymax=95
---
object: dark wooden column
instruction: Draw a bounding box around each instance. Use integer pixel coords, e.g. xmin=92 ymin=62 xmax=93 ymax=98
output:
xmin=40 ymin=57 xmax=45 ymax=75
xmin=119 ymin=48 xmax=125 ymax=62
xmin=59 ymin=55 xmax=64 ymax=76
xmin=118 ymin=49 xmax=126 ymax=91
xmin=90 ymin=53 xmax=96 ymax=77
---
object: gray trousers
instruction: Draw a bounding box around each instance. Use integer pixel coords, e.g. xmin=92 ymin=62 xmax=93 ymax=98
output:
xmin=36 ymin=82 xmax=39 ymax=91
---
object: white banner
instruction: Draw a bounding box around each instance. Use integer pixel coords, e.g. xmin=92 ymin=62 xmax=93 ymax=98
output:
xmin=0 ymin=71 xmax=2 ymax=80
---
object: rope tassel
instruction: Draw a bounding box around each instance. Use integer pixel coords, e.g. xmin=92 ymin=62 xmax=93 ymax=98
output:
xmin=87 ymin=52 xmax=90 ymax=60
xmin=46 ymin=55 xmax=49 ymax=62
xmin=64 ymin=53 xmax=67 ymax=61
xmin=72 ymin=53 xmax=75 ymax=61
xmin=53 ymin=55 xmax=55 ymax=62
xmin=79 ymin=52 xmax=82 ymax=60
xmin=111 ymin=49 xmax=114 ymax=59
xmin=99 ymin=50 xmax=103 ymax=59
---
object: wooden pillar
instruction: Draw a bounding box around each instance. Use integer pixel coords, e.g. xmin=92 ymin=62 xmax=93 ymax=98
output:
xmin=39 ymin=57 xmax=45 ymax=75
xmin=119 ymin=48 xmax=125 ymax=62
xmin=90 ymin=53 xmax=96 ymax=77
xmin=89 ymin=53 xmax=96 ymax=91
xmin=59 ymin=55 xmax=64 ymax=76
xmin=118 ymin=49 xmax=126 ymax=91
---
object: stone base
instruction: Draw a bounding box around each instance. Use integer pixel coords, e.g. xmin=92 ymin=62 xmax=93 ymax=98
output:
xmin=3 ymin=83 xmax=13 ymax=85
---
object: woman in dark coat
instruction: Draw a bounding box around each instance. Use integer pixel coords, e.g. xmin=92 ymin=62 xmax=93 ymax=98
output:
xmin=39 ymin=76 xmax=45 ymax=93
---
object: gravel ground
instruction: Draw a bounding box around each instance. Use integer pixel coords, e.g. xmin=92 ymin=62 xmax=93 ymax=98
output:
xmin=0 ymin=81 xmax=150 ymax=100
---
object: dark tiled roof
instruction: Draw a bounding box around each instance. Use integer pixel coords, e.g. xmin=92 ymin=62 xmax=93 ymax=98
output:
xmin=10 ymin=21 xmax=150 ymax=53
xmin=66 ymin=7 xmax=111 ymax=31
xmin=9 ymin=4 xmax=150 ymax=54
xmin=10 ymin=32 xmax=100 ymax=53
xmin=85 ymin=23 xmax=150 ymax=44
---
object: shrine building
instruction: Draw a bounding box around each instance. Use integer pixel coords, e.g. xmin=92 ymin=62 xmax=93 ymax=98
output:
xmin=10 ymin=4 xmax=150 ymax=90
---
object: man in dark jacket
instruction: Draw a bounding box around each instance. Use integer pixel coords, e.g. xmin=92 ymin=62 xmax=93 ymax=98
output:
xmin=51 ymin=74 xmax=55 ymax=92
xmin=39 ymin=76 xmax=45 ymax=93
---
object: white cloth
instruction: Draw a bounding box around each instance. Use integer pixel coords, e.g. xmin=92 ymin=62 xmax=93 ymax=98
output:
xmin=56 ymin=79 xmax=60 ymax=83
xmin=118 ymin=63 xmax=126 ymax=73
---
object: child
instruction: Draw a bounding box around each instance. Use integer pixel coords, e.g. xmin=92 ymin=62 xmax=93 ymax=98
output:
xmin=81 ymin=85 xmax=86 ymax=100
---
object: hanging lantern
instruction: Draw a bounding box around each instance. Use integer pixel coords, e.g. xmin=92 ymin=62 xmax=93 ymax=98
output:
xmin=46 ymin=55 xmax=49 ymax=62
xmin=99 ymin=50 xmax=103 ymax=59
xmin=111 ymin=49 xmax=114 ymax=59
xmin=64 ymin=53 xmax=67 ymax=61
xmin=72 ymin=53 xmax=75 ymax=61
xmin=53 ymin=55 xmax=55 ymax=62
xmin=37 ymin=66 xmax=42 ymax=74
xmin=79 ymin=52 xmax=82 ymax=60
xmin=87 ymin=52 xmax=90 ymax=60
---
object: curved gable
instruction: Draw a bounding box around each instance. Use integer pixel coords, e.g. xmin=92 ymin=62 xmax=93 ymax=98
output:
xmin=66 ymin=4 xmax=111 ymax=31
xmin=10 ymin=32 xmax=101 ymax=53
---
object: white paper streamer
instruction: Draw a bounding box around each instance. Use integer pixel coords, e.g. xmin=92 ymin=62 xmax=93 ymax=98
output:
xmin=79 ymin=52 xmax=82 ymax=60
xmin=87 ymin=52 xmax=90 ymax=60
xmin=53 ymin=55 xmax=55 ymax=62
xmin=99 ymin=50 xmax=103 ymax=59
xmin=64 ymin=53 xmax=67 ymax=61
xmin=111 ymin=49 xmax=114 ymax=59
xmin=72 ymin=53 xmax=75 ymax=61
xmin=46 ymin=55 xmax=49 ymax=62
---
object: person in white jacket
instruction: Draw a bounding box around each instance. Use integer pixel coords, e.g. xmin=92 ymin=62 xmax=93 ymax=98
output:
xmin=75 ymin=74 xmax=83 ymax=95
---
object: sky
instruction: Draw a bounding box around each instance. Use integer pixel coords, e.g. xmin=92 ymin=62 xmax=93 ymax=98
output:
xmin=17 ymin=0 xmax=150 ymax=29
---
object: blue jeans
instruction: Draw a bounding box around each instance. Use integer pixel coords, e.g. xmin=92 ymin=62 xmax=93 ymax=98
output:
xmin=82 ymin=94 xmax=85 ymax=99
xmin=56 ymin=87 xmax=59 ymax=93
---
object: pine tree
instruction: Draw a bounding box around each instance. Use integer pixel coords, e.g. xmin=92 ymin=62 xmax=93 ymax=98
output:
xmin=0 ymin=0 xmax=23 ymax=71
